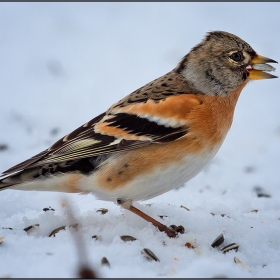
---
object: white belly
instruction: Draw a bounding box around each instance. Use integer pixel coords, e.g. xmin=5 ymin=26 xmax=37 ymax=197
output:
xmin=82 ymin=147 xmax=220 ymax=202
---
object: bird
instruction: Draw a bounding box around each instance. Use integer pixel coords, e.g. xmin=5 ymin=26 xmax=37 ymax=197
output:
xmin=0 ymin=31 xmax=277 ymax=237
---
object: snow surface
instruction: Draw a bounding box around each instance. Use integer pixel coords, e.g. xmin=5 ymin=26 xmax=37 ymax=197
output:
xmin=0 ymin=2 xmax=280 ymax=278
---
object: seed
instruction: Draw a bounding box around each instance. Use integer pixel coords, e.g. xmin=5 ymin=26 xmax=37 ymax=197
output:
xmin=234 ymin=256 xmax=251 ymax=272
xmin=92 ymin=235 xmax=101 ymax=241
xmin=250 ymin=209 xmax=258 ymax=213
xmin=141 ymin=248 xmax=160 ymax=262
xmin=96 ymin=208 xmax=108 ymax=215
xmin=211 ymin=233 xmax=224 ymax=248
xmin=0 ymin=237 xmax=5 ymax=244
xmin=252 ymin=63 xmax=276 ymax=71
xmin=158 ymin=215 xmax=168 ymax=219
xmin=180 ymin=205 xmax=190 ymax=211
xmin=23 ymin=224 xmax=40 ymax=234
xmin=120 ymin=235 xmax=137 ymax=242
xmin=100 ymin=257 xmax=110 ymax=268
xmin=221 ymin=243 xmax=239 ymax=253
xmin=43 ymin=206 xmax=55 ymax=212
xmin=1 ymin=227 xmax=12 ymax=230
xmin=49 ymin=226 xmax=66 ymax=237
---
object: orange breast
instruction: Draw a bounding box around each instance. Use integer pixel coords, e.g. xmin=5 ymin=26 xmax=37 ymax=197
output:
xmin=94 ymin=81 xmax=248 ymax=191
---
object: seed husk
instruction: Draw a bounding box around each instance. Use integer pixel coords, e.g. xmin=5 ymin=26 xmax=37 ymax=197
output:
xmin=96 ymin=208 xmax=108 ymax=215
xmin=120 ymin=235 xmax=137 ymax=242
xmin=43 ymin=206 xmax=55 ymax=212
xmin=141 ymin=248 xmax=160 ymax=262
xmin=49 ymin=226 xmax=66 ymax=237
xmin=180 ymin=205 xmax=190 ymax=211
xmin=211 ymin=233 xmax=225 ymax=248
xmin=1 ymin=227 xmax=12 ymax=230
xmin=100 ymin=257 xmax=110 ymax=268
xmin=221 ymin=243 xmax=239 ymax=253
xmin=250 ymin=209 xmax=258 ymax=213
xmin=92 ymin=235 xmax=101 ymax=241
xmin=158 ymin=215 xmax=168 ymax=219
xmin=234 ymin=256 xmax=251 ymax=272
xmin=252 ymin=63 xmax=276 ymax=71
xmin=23 ymin=224 xmax=40 ymax=234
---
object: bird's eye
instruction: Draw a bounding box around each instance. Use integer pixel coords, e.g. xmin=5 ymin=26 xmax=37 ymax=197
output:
xmin=229 ymin=52 xmax=243 ymax=62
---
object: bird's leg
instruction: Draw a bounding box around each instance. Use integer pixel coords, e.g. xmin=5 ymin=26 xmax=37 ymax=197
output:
xmin=117 ymin=199 xmax=185 ymax=238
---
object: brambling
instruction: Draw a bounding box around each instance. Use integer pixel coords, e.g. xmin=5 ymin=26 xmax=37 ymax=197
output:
xmin=0 ymin=31 xmax=277 ymax=237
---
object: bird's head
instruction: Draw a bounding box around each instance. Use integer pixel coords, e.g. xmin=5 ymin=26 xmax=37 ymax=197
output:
xmin=177 ymin=31 xmax=277 ymax=96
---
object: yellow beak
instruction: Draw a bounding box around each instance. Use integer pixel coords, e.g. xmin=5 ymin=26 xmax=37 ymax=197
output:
xmin=248 ymin=54 xmax=278 ymax=80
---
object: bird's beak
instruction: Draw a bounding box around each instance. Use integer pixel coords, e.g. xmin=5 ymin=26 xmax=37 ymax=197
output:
xmin=247 ymin=54 xmax=278 ymax=80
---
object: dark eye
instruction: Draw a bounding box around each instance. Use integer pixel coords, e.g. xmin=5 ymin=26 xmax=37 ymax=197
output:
xmin=229 ymin=52 xmax=243 ymax=62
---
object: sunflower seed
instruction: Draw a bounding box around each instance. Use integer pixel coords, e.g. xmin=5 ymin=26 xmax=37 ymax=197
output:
xmin=1 ymin=227 xmax=12 ymax=230
xmin=234 ymin=256 xmax=251 ymax=272
xmin=158 ymin=215 xmax=168 ymax=219
xmin=100 ymin=257 xmax=110 ymax=268
xmin=252 ymin=63 xmax=276 ymax=72
xmin=92 ymin=235 xmax=101 ymax=241
xmin=221 ymin=243 xmax=239 ymax=253
xmin=250 ymin=209 xmax=258 ymax=213
xmin=96 ymin=208 xmax=108 ymax=215
xmin=141 ymin=248 xmax=160 ymax=262
xmin=23 ymin=224 xmax=40 ymax=234
xmin=120 ymin=235 xmax=137 ymax=242
xmin=43 ymin=206 xmax=55 ymax=212
xmin=211 ymin=233 xmax=224 ymax=248
xmin=49 ymin=225 xmax=66 ymax=237
xmin=180 ymin=205 xmax=190 ymax=211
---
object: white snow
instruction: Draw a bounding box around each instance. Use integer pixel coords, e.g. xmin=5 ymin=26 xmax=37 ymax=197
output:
xmin=0 ymin=2 xmax=280 ymax=278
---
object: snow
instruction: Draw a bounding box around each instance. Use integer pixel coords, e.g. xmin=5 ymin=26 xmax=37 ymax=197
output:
xmin=0 ymin=2 xmax=280 ymax=278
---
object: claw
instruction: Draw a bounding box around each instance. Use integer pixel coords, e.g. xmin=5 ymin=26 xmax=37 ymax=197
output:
xmin=159 ymin=224 xmax=185 ymax=238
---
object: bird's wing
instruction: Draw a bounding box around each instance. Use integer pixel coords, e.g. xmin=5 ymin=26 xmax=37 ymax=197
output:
xmin=1 ymin=71 xmax=202 ymax=176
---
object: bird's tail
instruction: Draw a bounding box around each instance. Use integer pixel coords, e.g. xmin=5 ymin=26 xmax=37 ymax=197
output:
xmin=0 ymin=168 xmax=38 ymax=191
xmin=0 ymin=164 xmax=85 ymax=193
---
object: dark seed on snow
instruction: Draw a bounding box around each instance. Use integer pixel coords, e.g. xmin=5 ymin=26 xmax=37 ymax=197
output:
xmin=141 ymin=248 xmax=160 ymax=262
xmin=211 ymin=233 xmax=224 ymax=248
